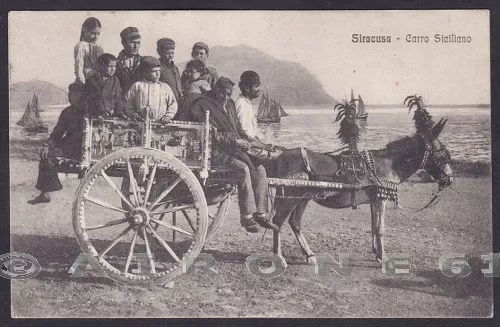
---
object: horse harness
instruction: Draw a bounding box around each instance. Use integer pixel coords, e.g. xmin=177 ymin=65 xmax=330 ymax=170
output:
xmin=288 ymin=148 xmax=399 ymax=209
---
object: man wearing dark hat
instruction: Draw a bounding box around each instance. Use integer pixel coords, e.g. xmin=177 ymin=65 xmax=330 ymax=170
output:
xmin=181 ymin=41 xmax=219 ymax=91
xmin=235 ymin=71 xmax=262 ymax=140
xmin=157 ymin=38 xmax=182 ymax=103
xmin=116 ymin=26 xmax=142 ymax=95
xmin=28 ymin=83 xmax=87 ymax=204
xmin=188 ymin=76 xmax=273 ymax=232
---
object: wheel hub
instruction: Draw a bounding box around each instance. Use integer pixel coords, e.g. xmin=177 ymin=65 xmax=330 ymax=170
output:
xmin=130 ymin=207 xmax=150 ymax=226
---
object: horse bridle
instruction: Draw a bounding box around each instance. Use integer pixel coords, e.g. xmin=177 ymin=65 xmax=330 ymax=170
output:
xmin=419 ymin=139 xmax=451 ymax=172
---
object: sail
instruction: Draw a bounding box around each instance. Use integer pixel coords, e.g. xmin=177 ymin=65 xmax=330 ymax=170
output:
xmin=350 ymin=88 xmax=355 ymax=104
xmin=257 ymin=94 xmax=268 ymax=117
xmin=357 ymin=94 xmax=366 ymax=116
xmin=17 ymin=93 xmax=45 ymax=129
xmin=16 ymin=102 xmax=31 ymax=126
xmin=278 ymin=102 xmax=288 ymax=117
xmin=33 ymin=94 xmax=41 ymax=120
xmin=270 ymin=99 xmax=280 ymax=118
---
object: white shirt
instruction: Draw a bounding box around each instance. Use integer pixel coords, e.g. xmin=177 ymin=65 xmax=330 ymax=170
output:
xmin=125 ymin=81 xmax=178 ymax=121
xmin=235 ymin=94 xmax=259 ymax=139
xmin=74 ymin=41 xmax=103 ymax=85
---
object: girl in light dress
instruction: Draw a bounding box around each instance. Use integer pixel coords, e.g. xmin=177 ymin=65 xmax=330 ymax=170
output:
xmin=74 ymin=17 xmax=104 ymax=85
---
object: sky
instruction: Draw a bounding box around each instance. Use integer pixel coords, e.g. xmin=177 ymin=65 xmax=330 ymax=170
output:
xmin=9 ymin=10 xmax=490 ymax=105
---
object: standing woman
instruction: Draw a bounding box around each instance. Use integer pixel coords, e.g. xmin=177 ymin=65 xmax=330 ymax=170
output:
xmin=74 ymin=17 xmax=104 ymax=85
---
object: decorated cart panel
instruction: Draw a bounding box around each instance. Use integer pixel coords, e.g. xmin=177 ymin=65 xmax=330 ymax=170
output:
xmin=82 ymin=119 xmax=211 ymax=172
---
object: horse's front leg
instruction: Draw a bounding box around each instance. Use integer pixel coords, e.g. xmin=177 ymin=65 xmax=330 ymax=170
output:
xmin=370 ymin=199 xmax=386 ymax=262
xmin=289 ymin=199 xmax=316 ymax=265
xmin=272 ymin=198 xmax=296 ymax=269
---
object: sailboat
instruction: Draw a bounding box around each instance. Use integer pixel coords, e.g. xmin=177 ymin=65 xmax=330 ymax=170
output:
xmin=356 ymin=94 xmax=367 ymax=120
xmin=16 ymin=93 xmax=48 ymax=133
xmin=257 ymin=94 xmax=288 ymax=123
xmin=350 ymin=89 xmax=368 ymax=120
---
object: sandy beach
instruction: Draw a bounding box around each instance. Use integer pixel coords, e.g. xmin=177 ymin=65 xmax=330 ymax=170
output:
xmin=10 ymin=155 xmax=492 ymax=318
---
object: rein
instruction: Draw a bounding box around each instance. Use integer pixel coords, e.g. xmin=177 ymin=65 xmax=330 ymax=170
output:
xmin=396 ymin=186 xmax=446 ymax=213
xmin=394 ymin=137 xmax=450 ymax=212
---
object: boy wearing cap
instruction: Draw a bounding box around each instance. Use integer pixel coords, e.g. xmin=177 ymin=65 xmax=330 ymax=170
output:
xmin=181 ymin=41 xmax=219 ymax=91
xmin=116 ymin=27 xmax=142 ymax=95
xmin=157 ymin=38 xmax=182 ymax=103
xmin=28 ymin=84 xmax=87 ymax=205
xmin=125 ymin=56 xmax=178 ymax=123
xmin=86 ymin=53 xmax=125 ymax=118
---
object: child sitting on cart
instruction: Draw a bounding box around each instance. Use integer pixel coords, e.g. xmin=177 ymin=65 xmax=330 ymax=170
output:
xmin=125 ymin=56 xmax=178 ymax=124
xmin=28 ymin=83 xmax=87 ymax=205
xmin=177 ymin=59 xmax=211 ymax=119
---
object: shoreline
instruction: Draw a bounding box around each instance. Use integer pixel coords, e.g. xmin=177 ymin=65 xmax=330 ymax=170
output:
xmin=9 ymin=141 xmax=491 ymax=178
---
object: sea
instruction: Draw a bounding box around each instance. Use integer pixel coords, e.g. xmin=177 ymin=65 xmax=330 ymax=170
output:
xmin=9 ymin=105 xmax=491 ymax=163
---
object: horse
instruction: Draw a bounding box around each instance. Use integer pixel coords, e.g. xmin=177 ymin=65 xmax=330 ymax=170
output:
xmin=266 ymin=118 xmax=453 ymax=267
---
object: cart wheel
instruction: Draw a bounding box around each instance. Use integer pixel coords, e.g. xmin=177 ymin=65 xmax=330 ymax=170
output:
xmin=206 ymin=194 xmax=232 ymax=241
xmin=73 ymin=147 xmax=208 ymax=285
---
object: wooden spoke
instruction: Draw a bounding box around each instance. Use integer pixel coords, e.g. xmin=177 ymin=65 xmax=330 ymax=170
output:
xmin=148 ymin=177 xmax=182 ymax=210
xmin=84 ymin=195 xmax=130 ymax=214
xmin=142 ymin=162 xmax=158 ymax=206
xmin=99 ymin=225 xmax=133 ymax=258
xmin=181 ymin=209 xmax=196 ymax=232
xmin=85 ymin=217 xmax=129 ymax=231
xmin=146 ymin=222 xmax=181 ymax=262
xmin=150 ymin=204 xmax=195 ymax=216
xmin=152 ymin=195 xmax=194 ymax=211
xmin=126 ymin=159 xmax=140 ymax=206
xmin=124 ymin=229 xmax=139 ymax=274
xmin=172 ymin=212 xmax=177 ymax=243
xmin=101 ymin=170 xmax=135 ymax=209
xmin=142 ymin=226 xmax=157 ymax=274
xmin=150 ymin=218 xmax=193 ymax=236
xmin=153 ymin=212 xmax=166 ymax=232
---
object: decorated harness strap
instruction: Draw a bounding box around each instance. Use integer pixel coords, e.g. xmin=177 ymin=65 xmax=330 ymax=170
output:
xmin=360 ymin=150 xmax=376 ymax=182
xmin=360 ymin=150 xmax=399 ymax=205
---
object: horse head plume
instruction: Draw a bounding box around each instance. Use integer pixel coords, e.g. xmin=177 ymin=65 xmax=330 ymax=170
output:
xmin=404 ymin=94 xmax=439 ymax=140
xmin=334 ymin=98 xmax=360 ymax=153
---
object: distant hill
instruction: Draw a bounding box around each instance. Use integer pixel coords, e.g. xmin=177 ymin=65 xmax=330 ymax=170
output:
xmin=10 ymin=80 xmax=68 ymax=111
xmin=181 ymin=44 xmax=337 ymax=107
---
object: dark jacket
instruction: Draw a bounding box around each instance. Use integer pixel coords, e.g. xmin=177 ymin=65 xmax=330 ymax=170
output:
xmin=159 ymin=59 xmax=182 ymax=102
xmin=86 ymin=71 xmax=124 ymax=117
xmin=47 ymin=106 xmax=86 ymax=160
xmin=187 ymin=91 xmax=255 ymax=169
xmin=116 ymin=51 xmax=142 ymax=95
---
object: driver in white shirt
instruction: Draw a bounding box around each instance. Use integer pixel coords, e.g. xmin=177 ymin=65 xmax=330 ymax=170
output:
xmin=235 ymin=71 xmax=262 ymax=140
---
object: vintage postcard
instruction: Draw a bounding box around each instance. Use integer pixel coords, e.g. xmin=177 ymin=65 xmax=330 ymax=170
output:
xmin=7 ymin=10 xmax=492 ymax=318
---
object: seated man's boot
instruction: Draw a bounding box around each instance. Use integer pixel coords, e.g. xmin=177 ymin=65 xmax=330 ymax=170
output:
xmin=253 ymin=212 xmax=279 ymax=231
xmin=240 ymin=214 xmax=260 ymax=233
xmin=28 ymin=193 xmax=51 ymax=205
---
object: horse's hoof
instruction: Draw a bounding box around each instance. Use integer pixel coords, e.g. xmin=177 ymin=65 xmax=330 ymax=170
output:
xmin=307 ymin=255 xmax=317 ymax=266
xmin=279 ymin=256 xmax=288 ymax=269
xmin=376 ymin=256 xmax=382 ymax=263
